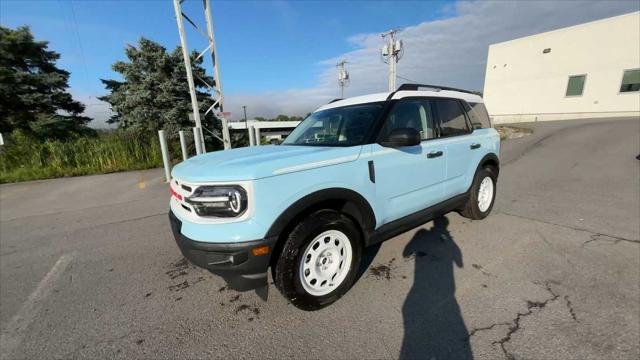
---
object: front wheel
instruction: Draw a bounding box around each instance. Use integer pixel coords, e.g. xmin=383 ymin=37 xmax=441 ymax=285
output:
xmin=460 ymin=166 xmax=497 ymax=220
xmin=274 ymin=210 xmax=362 ymax=311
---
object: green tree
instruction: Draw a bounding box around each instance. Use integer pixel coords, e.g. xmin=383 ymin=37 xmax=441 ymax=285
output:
xmin=0 ymin=26 xmax=92 ymax=139
xmin=274 ymin=114 xmax=305 ymax=122
xmin=100 ymin=38 xmax=221 ymax=144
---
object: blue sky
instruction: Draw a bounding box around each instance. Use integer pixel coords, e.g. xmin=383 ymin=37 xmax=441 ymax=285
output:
xmin=1 ymin=1 xmax=638 ymax=124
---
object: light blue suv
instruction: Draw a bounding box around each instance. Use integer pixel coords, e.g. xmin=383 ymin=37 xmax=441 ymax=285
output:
xmin=168 ymin=84 xmax=500 ymax=310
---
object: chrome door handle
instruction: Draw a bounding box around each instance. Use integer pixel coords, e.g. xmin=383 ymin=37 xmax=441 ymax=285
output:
xmin=470 ymin=143 xmax=481 ymax=150
xmin=427 ymin=151 xmax=443 ymax=158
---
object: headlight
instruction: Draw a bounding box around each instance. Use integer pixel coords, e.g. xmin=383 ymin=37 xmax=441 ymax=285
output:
xmin=186 ymin=185 xmax=248 ymax=217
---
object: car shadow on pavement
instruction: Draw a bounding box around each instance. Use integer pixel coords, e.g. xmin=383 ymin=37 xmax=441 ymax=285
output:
xmin=400 ymin=216 xmax=473 ymax=360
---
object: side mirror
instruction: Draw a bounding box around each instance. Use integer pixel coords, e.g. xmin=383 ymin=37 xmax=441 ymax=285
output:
xmin=381 ymin=127 xmax=421 ymax=147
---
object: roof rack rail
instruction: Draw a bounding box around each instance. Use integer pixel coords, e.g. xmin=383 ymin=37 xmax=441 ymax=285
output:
xmin=328 ymin=98 xmax=343 ymax=104
xmin=397 ymin=83 xmax=477 ymax=95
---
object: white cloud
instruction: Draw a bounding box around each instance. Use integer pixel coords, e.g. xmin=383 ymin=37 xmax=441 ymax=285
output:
xmin=74 ymin=94 xmax=114 ymax=129
xmin=225 ymin=0 xmax=639 ymax=120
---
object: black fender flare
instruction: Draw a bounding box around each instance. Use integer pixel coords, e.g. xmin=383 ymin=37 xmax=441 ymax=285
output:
xmin=477 ymin=153 xmax=500 ymax=177
xmin=264 ymin=187 xmax=376 ymax=241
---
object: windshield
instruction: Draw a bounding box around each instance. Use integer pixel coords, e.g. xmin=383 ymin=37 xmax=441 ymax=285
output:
xmin=282 ymin=102 xmax=384 ymax=146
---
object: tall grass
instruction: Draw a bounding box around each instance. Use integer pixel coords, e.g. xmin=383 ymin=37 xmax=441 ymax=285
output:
xmin=0 ymin=130 xmax=165 ymax=183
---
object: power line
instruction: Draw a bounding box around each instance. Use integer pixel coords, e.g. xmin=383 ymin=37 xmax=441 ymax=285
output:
xmin=64 ymin=0 xmax=90 ymax=83
xmin=396 ymin=74 xmax=421 ymax=83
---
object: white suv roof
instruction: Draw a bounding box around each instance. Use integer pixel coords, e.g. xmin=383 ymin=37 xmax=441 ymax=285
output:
xmin=316 ymin=86 xmax=483 ymax=112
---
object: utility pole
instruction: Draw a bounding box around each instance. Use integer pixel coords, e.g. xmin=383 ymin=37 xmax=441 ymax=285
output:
xmin=242 ymin=105 xmax=247 ymax=130
xmin=336 ymin=60 xmax=349 ymax=98
xmin=381 ymin=29 xmax=403 ymax=92
xmin=173 ymin=0 xmax=231 ymax=152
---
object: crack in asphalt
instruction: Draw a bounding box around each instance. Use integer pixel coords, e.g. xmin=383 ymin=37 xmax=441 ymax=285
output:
xmin=467 ymin=322 xmax=510 ymax=339
xmin=564 ymin=295 xmax=578 ymax=322
xmin=471 ymin=263 xmax=498 ymax=278
xmin=497 ymin=211 xmax=640 ymax=245
xmin=468 ymin=281 xmax=578 ymax=359
xmin=581 ymin=233 xmax=640 ymax=247
xmin=96 ymin=212 xmax=167 ymax=227
xmin=492 ymin=281 xmax=560 ymax=360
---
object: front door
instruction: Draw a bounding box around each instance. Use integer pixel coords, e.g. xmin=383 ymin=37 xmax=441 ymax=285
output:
xmin=371 ymin=98 xmax=446 ymax=225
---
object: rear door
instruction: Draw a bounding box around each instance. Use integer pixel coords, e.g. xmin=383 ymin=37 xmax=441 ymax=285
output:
xmin=371 ymin=98 xmax=446 ymax=225
xmin=432 ymin=98 xmax=477 ymax=199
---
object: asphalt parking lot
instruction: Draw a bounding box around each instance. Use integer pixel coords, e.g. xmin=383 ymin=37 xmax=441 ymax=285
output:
xmin=1 ymin=117 xmax=638 ymax=359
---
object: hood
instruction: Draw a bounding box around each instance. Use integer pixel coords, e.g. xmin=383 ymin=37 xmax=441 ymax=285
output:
xmin=171 ymin=145 xmax=363 ymax=182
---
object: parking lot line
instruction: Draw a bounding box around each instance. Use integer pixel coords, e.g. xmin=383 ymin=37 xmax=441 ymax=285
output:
xmin=0 ymin=252 xmax=76 ymax=360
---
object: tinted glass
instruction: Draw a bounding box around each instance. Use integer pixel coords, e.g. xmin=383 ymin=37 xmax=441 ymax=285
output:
xmin=381 ymin=99 xmax=435 ymax=140
xmin=620 ymin=69 xmax=640 ymax=93
xmin=434 ymin=98 xmax=470 ymax=137
xmin=566 ymin=75 xmax=586 ymax=96
xmin=283 ymin=102 xmax=383 ymax=146
xmin=465 ymin=102 xmax=491 ymax=129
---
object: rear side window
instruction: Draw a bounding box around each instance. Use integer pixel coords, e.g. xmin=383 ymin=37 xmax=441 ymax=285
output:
xmin=465 ymin=102 xmax=492 ymax=129
xmin=433 ymin=98 xmax=470 ymax=137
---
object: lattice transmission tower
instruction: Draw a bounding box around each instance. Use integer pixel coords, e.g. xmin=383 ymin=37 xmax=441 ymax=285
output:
xmin=173 ymin=0 xmax=231 ymax=153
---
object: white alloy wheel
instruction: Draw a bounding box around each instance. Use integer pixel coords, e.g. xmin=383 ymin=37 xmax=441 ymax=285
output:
xmin=477 ymin=176 xmax=494 ymax=212
xmin=299 ymin=230 xmax=353 ymax=296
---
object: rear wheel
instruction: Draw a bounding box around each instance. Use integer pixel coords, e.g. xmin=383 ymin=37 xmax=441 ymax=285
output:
xmin=460 ymin=166 xmax=497 ymax=220
xmin=274 ymin=210 xmax=362 ymax=311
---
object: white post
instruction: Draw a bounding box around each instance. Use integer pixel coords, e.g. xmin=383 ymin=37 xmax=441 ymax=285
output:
xmin=221 ymin=118 xmax=231 ymax=150
xmin=389 ymin=53 xmax=396 ymax=92
xmin=179 ymin=130 xmax=188 ymax=161
xmin=254 ymin=126 xmax=261 ymax=146
xmin=173 ymin=0 xmax=206 ymax=153
xmin=248 ymin=125 xmax=256 ymax=146
xmin=193 ymin=127 xmax=203 ymax=155
xmin=158 ymin=130 xmax=171 ymax=183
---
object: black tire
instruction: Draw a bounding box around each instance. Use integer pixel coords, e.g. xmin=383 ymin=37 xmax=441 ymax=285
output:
xmin=460 ymin=166 xmax=497 ymax=220
xmin=274 ymin=209 xmax=362 ymax=311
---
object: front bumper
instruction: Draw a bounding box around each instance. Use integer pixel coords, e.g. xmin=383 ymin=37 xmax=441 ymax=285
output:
xmin=169 ymin=211 xmax=277 ymax=291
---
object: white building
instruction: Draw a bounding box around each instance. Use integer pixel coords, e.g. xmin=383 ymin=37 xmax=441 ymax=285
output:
xmin=483 ymin=12 xmax=640 ymax=124
xmin=228 ymin=120 xmax=301 ymax=145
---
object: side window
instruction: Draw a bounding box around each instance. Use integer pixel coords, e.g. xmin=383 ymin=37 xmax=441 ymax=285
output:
xmin=434 ymin=98 xmax=470 ymax=137
xmin=464 ymin=101 xmax=492 ymax=129
xmin=382 ymin=99 xmax=436 ymax=140
xmin=566 ymin=75 xmax=586 ymax=96
xmin=620 ymin=69 xmax=640 ymax=93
